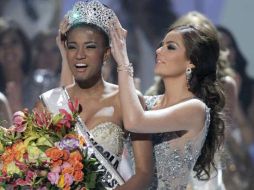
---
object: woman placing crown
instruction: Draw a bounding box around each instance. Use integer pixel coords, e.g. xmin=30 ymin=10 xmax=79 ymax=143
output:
xmin=110 ymin=14 xmax=225 ymax=190
xmin=38 ymin=1 xmax=153 ymax=190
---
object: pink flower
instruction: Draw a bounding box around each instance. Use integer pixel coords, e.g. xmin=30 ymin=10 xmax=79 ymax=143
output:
xmin=14 ymin=178 xmax=31 ymax=186
xmin=61 ymin=162 xmax=72 ymax=170
xmin=33 ymin=109 xmax=52 ymax=128
xmin=0 ymin=176 xmax=10 ymax=183
xmin=15 ymin=160 xmax=28 ymax=171
xmin=64 ymin=173 xmax=74 ymax=186
xmin=12 ymin=170 xmax=36 ymax=187
xmin=25 ymin=170 xmax=36 ymax=182
xmin=59 ymin=109 xmax=73 ymax=128
xmin=48 ymin=172 xmax=60 ymax=185
xmin=59 ymin=109 xmax=72 ymax=120
xmin=52 ymin=166 xmax=61 ymax=173
xmin=68 ymin=98 xmax=80 ymax=114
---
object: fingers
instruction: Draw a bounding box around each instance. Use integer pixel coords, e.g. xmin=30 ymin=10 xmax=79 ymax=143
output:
xmin=109 ymin=16 xmax=127 ymax=36
xmin=59 ymin=17 xmax=70 ymax=35
xmin=58 ymin=17 xmax=70 ymax=43
xmin=110 ymin=25 xmax=127 ymax=43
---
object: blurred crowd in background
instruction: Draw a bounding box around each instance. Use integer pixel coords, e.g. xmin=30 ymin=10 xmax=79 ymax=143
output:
xmin=0 ymin=0 xmax=253 ymax=189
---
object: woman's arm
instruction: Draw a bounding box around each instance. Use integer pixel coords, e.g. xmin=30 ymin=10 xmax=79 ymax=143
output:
xmin=57 ymin=19 xmax=74 ymax=86
xmin=110 ymin=19 xmax=205 ymax=134
xmin=116 ymin=133 xmax=153 ymax=190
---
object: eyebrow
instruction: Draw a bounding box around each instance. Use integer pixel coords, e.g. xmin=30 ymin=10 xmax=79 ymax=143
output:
xmin=67 ymin=41 xmax=97 ymax=44
xmin=163 ymin=40 xmax=179 ymax=47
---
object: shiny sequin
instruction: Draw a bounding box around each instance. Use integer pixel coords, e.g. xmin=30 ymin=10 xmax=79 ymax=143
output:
xmin=145 ymin=96 xmax=210 ymax=190
xmin=90 ymin=122 xmax=125 ymax=156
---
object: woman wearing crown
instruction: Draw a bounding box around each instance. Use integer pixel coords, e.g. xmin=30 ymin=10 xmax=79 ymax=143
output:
xmin=37 ymin=1 xmax=153 ymax=190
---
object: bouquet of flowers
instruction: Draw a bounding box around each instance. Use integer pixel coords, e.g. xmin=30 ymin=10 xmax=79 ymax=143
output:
xmin=0 ymin=100 xmax=103 ymax=190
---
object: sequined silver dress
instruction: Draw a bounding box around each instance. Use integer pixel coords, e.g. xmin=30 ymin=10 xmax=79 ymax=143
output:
xmin=145 ymin=96 xmax=210 ymax=190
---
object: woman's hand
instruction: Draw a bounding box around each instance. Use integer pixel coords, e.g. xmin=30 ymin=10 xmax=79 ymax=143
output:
xmin=109 ymin=18 xmax=130 ymax=65
xmin=57 ymin=17 xmax=74 ymax=86
xmin=56 ymin=17 xmax=69 ymax=62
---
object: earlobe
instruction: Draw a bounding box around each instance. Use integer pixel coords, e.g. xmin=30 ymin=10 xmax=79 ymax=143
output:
xmin=188 ymin=62 xmax=195 ymax=69
xmin=104 ymin=48 xmax=111 ymax=62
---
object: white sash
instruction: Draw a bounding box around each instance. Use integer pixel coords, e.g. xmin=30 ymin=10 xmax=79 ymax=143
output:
xmin=40 ymin=87 xmax=125 ymax=189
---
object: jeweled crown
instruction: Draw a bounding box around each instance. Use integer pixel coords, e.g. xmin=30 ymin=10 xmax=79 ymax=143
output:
xmin=65 ymin=0 xmax=116 ymax=36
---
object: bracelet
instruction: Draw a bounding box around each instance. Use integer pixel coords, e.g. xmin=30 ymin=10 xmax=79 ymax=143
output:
xmin=117 ymin=63 xmax=134 ymax=77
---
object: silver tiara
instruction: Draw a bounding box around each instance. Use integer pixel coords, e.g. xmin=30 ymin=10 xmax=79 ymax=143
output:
xmin=65 ymin=0 xmax=117 ymax=36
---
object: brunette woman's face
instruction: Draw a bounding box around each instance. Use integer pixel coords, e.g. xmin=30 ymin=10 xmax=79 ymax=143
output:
xmin=0 ymin=31 xmax=24 ymax=69
xmin=66 ymin=26 xmax=108 ymax=84
xmin=155 ymin=30 xmax=192 ymax=78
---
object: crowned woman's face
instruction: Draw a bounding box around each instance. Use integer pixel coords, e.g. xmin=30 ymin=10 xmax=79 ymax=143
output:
xmin=66 ymin=26 xmax=109 ymax=86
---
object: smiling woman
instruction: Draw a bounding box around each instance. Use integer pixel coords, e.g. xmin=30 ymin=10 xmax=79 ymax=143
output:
xmin=65 ymin=24 xmax=110 ymax=89
xmin=37 ymin=1 xmax=153 ymax=190
xmin=110 ymin=16 xmax=225 ymax=189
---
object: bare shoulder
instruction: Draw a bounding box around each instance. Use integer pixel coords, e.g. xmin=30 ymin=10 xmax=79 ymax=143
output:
xmin=176 ymin=99 xmax=207 ymax=132
xmin=221 ymin=76 xmax=237 ymax=91
xmin=179 ymin=98 xmax=206 ymax=115
xmin=104 ymin=82 xmax=120 ymax=106
xmin=64 ymin=84 xmax=75 ymax=93
xmin=104 ymin=82 xmax=119 ymax=93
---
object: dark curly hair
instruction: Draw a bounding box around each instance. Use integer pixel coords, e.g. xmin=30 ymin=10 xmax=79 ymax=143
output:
xmin=169 ymin=25 xmax=225 ymax=180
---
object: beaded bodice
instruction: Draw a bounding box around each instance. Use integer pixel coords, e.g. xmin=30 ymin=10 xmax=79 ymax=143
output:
xmin=90 ymin=122 xmax=124 ymax=156
xmin=40 ymin=87 xmax=133 ymax=182
xmin=145 ymin=96 xmax=210 ymax=190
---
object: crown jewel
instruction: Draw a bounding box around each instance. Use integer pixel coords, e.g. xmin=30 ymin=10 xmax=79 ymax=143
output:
xmin=65 ymin=0 xmax=116 ymax=36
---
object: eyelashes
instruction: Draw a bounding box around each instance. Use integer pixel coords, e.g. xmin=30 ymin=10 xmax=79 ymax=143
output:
xmin=167 ymin=44 xmax=176 ymax=50
xmin=66 ymin=44 xmax=97 ymax=49
xmin=86 ymin=45 xmax=96 ymax=48
xmin=157 ymin=42 xmax=176 ymax=50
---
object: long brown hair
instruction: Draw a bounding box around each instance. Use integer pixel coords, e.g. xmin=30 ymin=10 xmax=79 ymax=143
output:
xmin=170 ymin=25 xmax=225 ymax=180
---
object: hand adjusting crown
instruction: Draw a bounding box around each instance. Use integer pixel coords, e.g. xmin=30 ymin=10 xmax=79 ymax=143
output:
xmin=65 ymin=0 xmax=117 ymax=36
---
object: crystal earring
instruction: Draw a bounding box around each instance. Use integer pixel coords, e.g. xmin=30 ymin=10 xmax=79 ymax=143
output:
xmin=186 ymin=68 xmax=192 ymax=87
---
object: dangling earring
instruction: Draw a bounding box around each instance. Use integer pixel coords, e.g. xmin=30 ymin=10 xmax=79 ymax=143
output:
xmin=186 ymin=68 xmax=192 ymax=87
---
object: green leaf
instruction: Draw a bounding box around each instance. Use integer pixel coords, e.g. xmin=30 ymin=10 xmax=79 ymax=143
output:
xmin=86 ymin=172 xmax=97 ymax=188
xmin=37 ymin=145 xmax=52 ymax=152
xmin=24 ymin=136 xmax=39 ymax=147
xmin=52 ymin=114 xmax=64 ymax=125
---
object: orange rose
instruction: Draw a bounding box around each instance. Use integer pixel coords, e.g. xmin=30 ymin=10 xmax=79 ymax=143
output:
xmin=67 ymin=159 xmax=76 ymax=167
xmin=45 ymin=147 xmax=63 ymax=161
xmin=52 ymin=160 xmax=63 ymax=167
xmin=73 ymin=161 xmax=83 ymax=171
xmin=62 ymin=150 xmax=70 ymax=161
xmin=73 ymin=170 xmax=84 ymax=182
xmin=62 ymin=167 xmax=74 ymax=175
xmin=69 ymin=150 xmax=82 ymax=161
